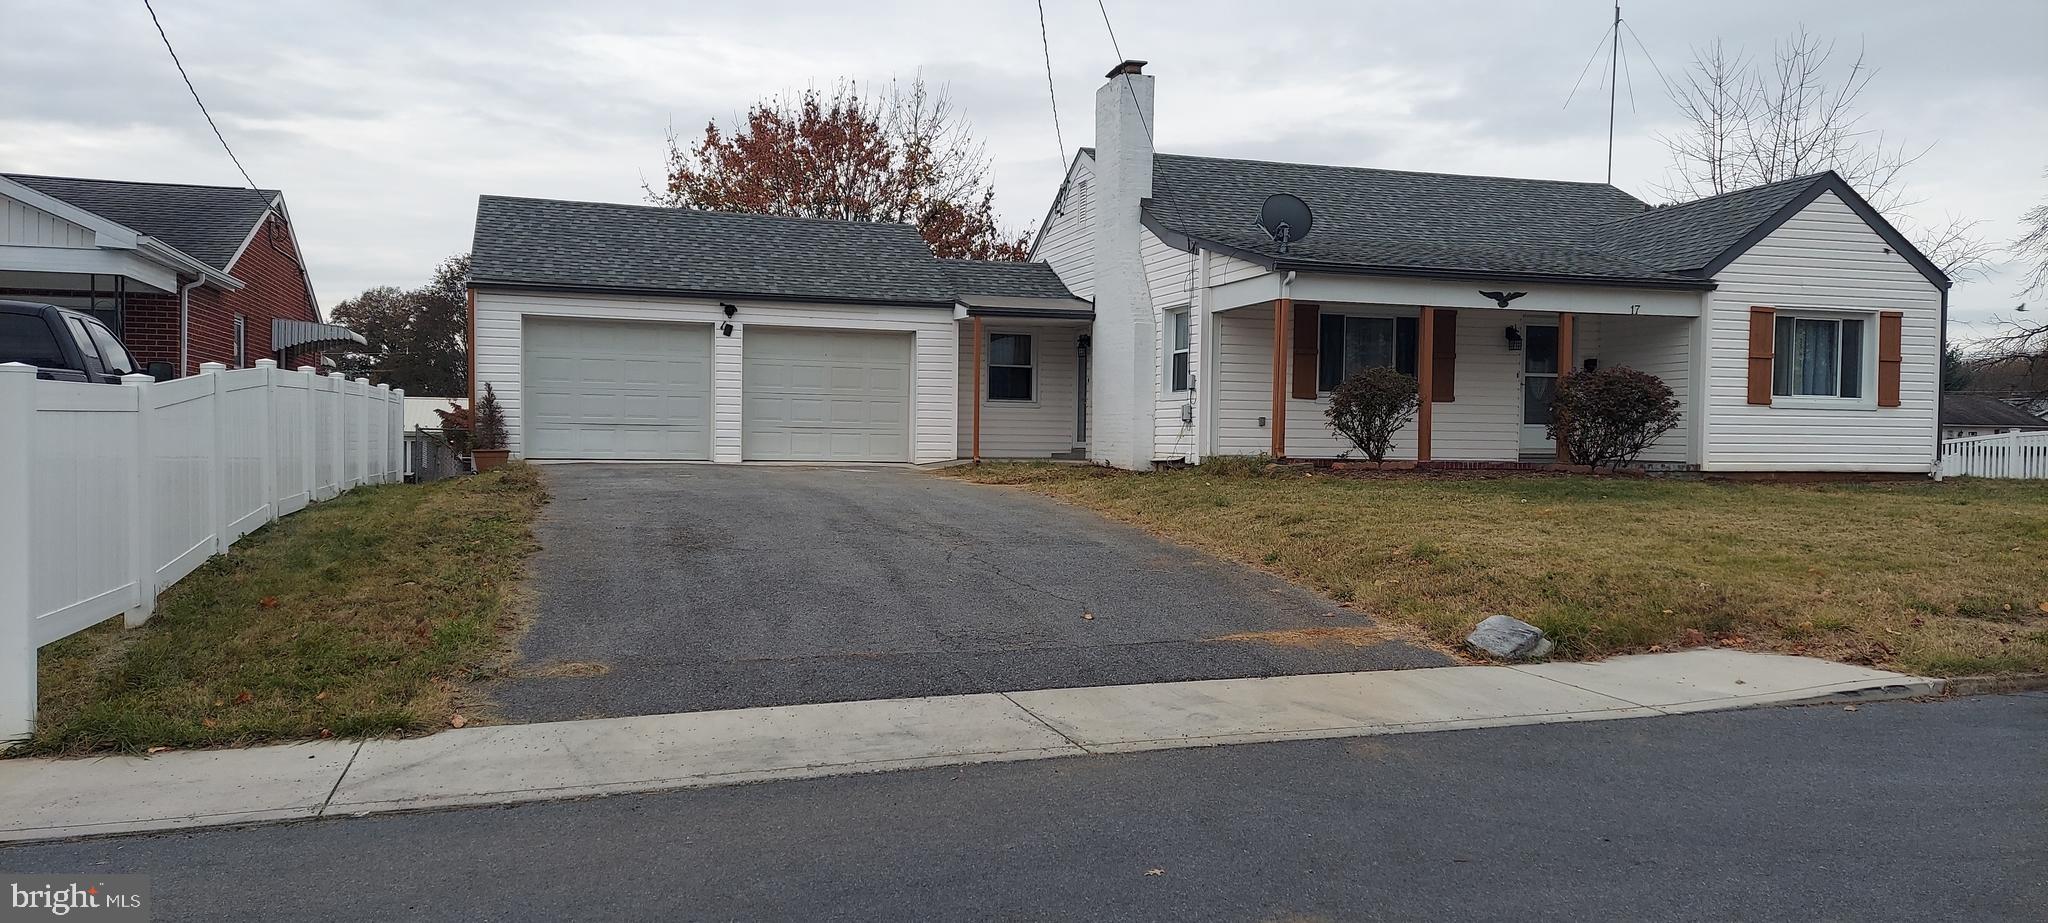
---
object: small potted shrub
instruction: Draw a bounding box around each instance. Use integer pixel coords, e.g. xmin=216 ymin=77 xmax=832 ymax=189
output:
xmin=1325 ymin=367 xmax=1420 ymax=464
xmin=470 ymin=383 xmax=510 ymax=472
xmin=1547 ymin=366 xmax=1681 ymax=471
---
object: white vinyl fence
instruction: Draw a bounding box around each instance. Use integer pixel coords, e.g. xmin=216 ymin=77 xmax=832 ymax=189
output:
xmin=1938 ymin=430 xmax=2048 ymax=479
xmin=1 ymin=360 xmax=407 ymax=740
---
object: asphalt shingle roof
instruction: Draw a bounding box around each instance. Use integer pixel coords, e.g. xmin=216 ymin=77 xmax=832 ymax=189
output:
xmin=3 ymin=173 xmax=277 ymax=271
xmin=1592 ymin=174 xmax=1826 ymax=273
xmin=1141 ymin=153 xmax=1710 ymax=286
xmin=938 ymin=259 xmax=1080 ymax=300
xmin=470 ymin=196 xmax=956 ymax=305
xmin=1942 ymin=394 xmax=2048 ymax=428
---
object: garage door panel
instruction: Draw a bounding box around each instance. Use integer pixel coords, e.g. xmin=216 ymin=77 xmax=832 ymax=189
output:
xmin=743 ymin=328 xmax=913 ymax=462
xmin=525 ymin=317 xmax=712 ymax=460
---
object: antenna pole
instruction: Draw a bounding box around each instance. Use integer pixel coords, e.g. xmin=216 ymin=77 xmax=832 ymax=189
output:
xmin=1606 ymin=3 xmax=1620 ymax=183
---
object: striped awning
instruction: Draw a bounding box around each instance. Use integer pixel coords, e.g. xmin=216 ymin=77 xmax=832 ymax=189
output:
xmin=272 ymin=318 xmax=367 ymax=352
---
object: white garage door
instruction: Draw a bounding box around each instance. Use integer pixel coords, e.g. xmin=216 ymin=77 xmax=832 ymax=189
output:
xmin=742 ymin=327 xmax=913 ymax=462
xmin=523 ymin=317 xmax=713 ymax=460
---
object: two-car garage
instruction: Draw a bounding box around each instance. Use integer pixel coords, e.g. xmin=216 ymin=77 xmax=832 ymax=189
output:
xmin=522 ymin=316 xmax=915 ymax=463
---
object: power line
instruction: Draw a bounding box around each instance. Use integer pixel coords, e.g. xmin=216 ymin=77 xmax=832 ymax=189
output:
xmin=142 ymin=0 xmax=260 ymax=192
xmin=1034 ymin=0 xmax=1066 ymax=163
xmin=1093 ymin=0 xmax=1152 ymax=143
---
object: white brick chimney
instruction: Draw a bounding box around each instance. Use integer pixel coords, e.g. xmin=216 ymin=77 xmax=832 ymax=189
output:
xmin=1089 ymin=59 xmax=1157 ymax=470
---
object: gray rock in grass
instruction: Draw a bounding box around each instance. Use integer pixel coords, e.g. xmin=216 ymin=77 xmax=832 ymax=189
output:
xmin=1467 ymin=614 xmax=1554 ymax=659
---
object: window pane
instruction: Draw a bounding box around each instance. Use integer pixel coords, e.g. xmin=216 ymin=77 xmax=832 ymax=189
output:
xmin=1793 ymin=318 xmax=1838 ymax=396
xmin=989 ymin=365 xmax=1033 ymax=401
xmin=66 ymin=317 xmax=100 ymax=361
xmin=1838 ymin=318 xmax=1863 ymax=399
xmin=1343 ymin=317 xmax=1396 ymax=375
xmin=1524 ymin=325 xmax=1559 ymax=375
xmin=1523 ymin=376 xmax=1556 ymax=425
xmin=86 ymin=323 xmax=134 ymax=375
xmin=1171 ymin=311 xmax=1189 ymax=350
xmin=1318 ymin=314 xmax=1344 ymax=391
xmin=1171 ymin=352 xmax=1190 ymax=392
xmin=988 ymin=333 xmax=1032 ymax=367
xmin=1773 ymin=316 xmax=1796 ymax=395
xmin=0 ymin=315 xmax=67 ymax=366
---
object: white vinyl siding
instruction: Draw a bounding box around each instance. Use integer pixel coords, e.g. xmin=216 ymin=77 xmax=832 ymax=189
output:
xmin=956 ymin=324 xmax=1082 ymax=458
xmin=473 ymin=289 xmax=958 ymax=464
xmin=1032 ymin=157 xmax=1096 ymax=300
xmin=1143 ymin=227 xmax=1198 ymax=460
xmin=1 ymin=194 xmax=95 ymax=248
xmin=1702 ymin=191 xmax=1940 ymax=472
xmin=1595 ymin=314 xmax=1694 ymax=463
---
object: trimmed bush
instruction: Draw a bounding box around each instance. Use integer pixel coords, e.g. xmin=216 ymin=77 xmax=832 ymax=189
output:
xmin=1325 ymin=367 xmax=1419 ymax=462
xmin=1548 ymin=366 xmax=1681 ymax=469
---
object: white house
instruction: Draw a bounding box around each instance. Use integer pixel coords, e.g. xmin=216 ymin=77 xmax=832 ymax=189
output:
xmin=467 ymin=59 xmax=1950 ymax=475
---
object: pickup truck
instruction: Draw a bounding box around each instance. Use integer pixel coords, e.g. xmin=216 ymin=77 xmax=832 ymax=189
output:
xmin=0 ymin=299 xmax=162 ymax=383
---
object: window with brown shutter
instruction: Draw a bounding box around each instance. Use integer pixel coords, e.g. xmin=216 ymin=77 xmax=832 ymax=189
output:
xmin=1290 ymin=304 xmax=1320 ymax=400
xmin=1430 ymin=309 xmax=1457 ymax=402
xmin=1746 ymin=306 xmax=1775 ymax=405
xmin=1877 ymin=311 xmax=1903 ymax=407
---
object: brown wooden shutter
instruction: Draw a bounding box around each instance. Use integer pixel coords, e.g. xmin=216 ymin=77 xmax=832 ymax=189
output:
xmin=1430 ymin=309 xmax=1457 ymax=402
xmin=1746 ymin=306 xmax=1775 ymax=406
xmin=1877 ymin=311 xmax=1903 ymax=407
xmin=1290 ymin=303 xmax=1321 ymax=400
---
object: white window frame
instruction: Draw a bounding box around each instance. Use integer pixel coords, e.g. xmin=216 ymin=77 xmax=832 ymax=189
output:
xmin=232 ymin=314 xmax=248 ymax=368
xmin=1770 ymin=309 xmax=1878 ymax=411
xmin=986 ymin=330 xmax=1036 ymax=403
xmin=1167 ymin=309 xmax=1191 ymax=393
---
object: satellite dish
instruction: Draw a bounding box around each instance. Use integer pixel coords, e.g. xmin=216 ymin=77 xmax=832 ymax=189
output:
xmin=1258 ymin=193 xmax=1314 ymax=251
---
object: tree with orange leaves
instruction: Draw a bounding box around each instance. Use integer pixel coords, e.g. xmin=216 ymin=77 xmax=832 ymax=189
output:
xmin=648 ymin=76 xmax=1033 ymax=261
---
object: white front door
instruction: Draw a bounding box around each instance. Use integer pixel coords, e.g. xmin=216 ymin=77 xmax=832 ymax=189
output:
xmin=741 ymin=327 xmax=913 ymax=462
xmin=1520 ymin=323 xmax=1560 ymax=455
xmin=523 ymin=317 xmax=714 ymax=460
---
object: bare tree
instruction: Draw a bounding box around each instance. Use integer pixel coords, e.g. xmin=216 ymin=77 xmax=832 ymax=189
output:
xmin=2017 ymin=167 xmax=2048 ymax=300
xmin=1967 ymin=169 xmax=2048 ymax=387
xmin=1656 ymin=27 xmax=1993 ymax=279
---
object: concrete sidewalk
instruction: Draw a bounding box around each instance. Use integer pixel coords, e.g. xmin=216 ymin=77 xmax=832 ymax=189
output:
xmin=0 ymin=650 xmax=1937 ymax=844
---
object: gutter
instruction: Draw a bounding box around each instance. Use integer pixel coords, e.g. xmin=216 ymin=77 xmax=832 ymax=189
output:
xmin=467 ymin=280 xmax=956 ymax=311
xmin=139 ymin=237 xmax=241 ymax=291
xmin=177 ymin=277 xmax=202 ymax=375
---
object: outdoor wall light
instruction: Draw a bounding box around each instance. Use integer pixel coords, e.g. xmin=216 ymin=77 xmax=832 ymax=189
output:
xmin=721 ymin=302 xmax=738 ymax=318
xmin=1504 ymin=326 xmax=1523 ymax=351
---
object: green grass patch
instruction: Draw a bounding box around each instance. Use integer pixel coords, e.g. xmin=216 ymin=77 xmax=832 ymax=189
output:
xmin=13 ymin=464 xmax=547 ymax=756
xmin=945 ymin=461 xmax=2048 ymax=677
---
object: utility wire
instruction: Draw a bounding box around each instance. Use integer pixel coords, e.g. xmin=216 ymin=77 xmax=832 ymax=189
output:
xmin=1622 ymin=21 xmax=1672 ymax=90
xmin=1035 ymin=0 xmax=1066 ymax=162
xmin=1562 ymin=23 xmax=1615 ymax=109
xmin=143 ymin=0 xmax=261 ymax=193
xmin=1093 ymin=0 xmax=1152 ymax=143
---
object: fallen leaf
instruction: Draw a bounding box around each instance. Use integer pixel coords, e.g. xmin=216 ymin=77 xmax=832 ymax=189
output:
xmin=2039 ymin=602 xmax=2048 ymax=614
xmin=234 ymin=690 xmax=253 ymax=705
xmin=315 ymin=691 xmax=329 ymax=701
xmin=201 ymin=718 xmax=218 ymax=729
xmin=1144 ymin=868 xmax=1165 ymax=877
xmin=1081 ymin=612 xmax=1095 ymax=621
xmin=146 ymin=746 xmax=173 ymax=754
xmin=259 ymin=596 xmax=278 ymax=609
xmin=319 ymin=728 xmax=334 ymax=739
xmin=1681 ymin=628 xmax=1706 ymax=646
xmin=1843 ymin=705 xmax=1858 ymax=712
xmin=449 ymin=714 xmax=468 ymax=728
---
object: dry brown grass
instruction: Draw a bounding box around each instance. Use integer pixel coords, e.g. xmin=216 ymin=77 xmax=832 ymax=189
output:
xmin=946 ymin=462 xmax=2048 ymax=677
xmin=16 ymin=465 xmax=547 ymax=756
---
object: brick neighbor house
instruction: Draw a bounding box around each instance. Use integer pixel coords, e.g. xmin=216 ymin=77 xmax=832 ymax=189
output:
xmin=0 ymin=173 xmax=362 ymax=376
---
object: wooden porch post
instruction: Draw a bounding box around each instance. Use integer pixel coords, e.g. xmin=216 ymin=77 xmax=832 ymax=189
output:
xmin=1270 ymin=299 xmax=1290 ymax=457
xmin=1554 ymin=312 xmax=1575 ymax=463
xmin=971 ymin=316 xmax=984 ymax=462
xmin=1416 ymin=306 xmax=1436 ymax=463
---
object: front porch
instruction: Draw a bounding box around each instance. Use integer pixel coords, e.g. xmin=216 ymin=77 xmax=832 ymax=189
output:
xmin=956 ymin=306 xmax=1093 ymax=462
xmin=1204 ymin=275 xmax=1700 ymax=467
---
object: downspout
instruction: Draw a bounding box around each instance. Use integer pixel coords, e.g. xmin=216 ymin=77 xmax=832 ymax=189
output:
xmin=1933 ymin=286 xmax=1949 ymax=480
xmin=177 ymin=277 xmax=203 ymax=376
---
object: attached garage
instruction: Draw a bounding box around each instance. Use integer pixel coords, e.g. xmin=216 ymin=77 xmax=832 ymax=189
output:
xmin=522 ymin=317 xmax=712 ymax=460
xmin=742 ymin=327 xmax=913 ymax=462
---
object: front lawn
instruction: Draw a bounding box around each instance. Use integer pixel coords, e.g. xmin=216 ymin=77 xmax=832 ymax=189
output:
xmin=947 ymin=462 xmax=2048 ymax=677
xmin=13 ymin=465 xmax=547 ymax=756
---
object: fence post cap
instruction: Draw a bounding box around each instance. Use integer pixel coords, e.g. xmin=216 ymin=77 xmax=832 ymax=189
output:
xmin=254 ymin=359 xmax=278 ymax=369
xmin=354 ymin=377 xmax=372 ymax=385
xmin=198 ymin=362 xmax=227 ymax=372
xmin=296 ymin=366 xmax=316 ymax=373
xmin=0 ymin=361 xmax=37 ymax=375
xmin=393 ymin=388 xmax=406 ymax=397
xmin=376 ymin=382 xmax=391 ymax=391
xmin=120 ymin=373 xmax=154 ymax=385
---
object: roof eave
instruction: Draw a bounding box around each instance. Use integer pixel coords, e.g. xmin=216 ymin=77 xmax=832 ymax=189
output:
xmin=466 ymin=278 xmax=956 ymax=310
xmin=1695 ymin=172 xmax=1952 ymax=291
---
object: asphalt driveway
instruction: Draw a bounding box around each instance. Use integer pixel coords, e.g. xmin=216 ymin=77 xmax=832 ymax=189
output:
xmin=493 ymin=464 xmax=1450 ymax=721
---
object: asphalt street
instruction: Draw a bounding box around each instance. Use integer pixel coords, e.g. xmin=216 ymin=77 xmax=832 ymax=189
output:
xmin=5 ymin=693 xmax=2041 ymax=922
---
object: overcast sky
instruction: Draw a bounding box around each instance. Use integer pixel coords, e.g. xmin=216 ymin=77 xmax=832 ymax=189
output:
xmin=3 ymin=1 xmax=2042 ymax=338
